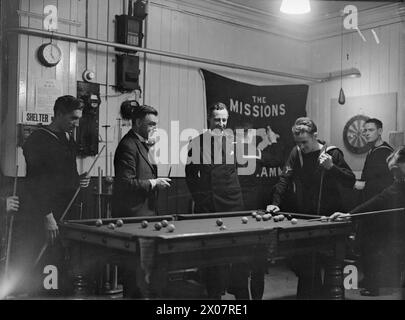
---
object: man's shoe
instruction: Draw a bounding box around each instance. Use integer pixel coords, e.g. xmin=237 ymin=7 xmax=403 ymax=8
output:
xmin=360 ymin=288 xmax=379 ymax=297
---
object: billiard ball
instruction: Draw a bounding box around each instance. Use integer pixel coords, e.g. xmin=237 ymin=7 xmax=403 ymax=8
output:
xmin=263 ymin=214 xmax=270 ymax=221
xmin=219 ymin=225 xmax=227 ymax=231
xmin=154 ymin=222 xmax=162 ymax=231
xmin=161 ymin=220 xmax=169 ymax=227
xmin=167 ymin=224 xmax=175 ymax=232
xmin=107 ymin=223 xmax=116 ymax=230
xmin=241 ymin=217 xmax=248 ymax=224
xmin=256 ymin=215 xmax=262 ymax=222
xmin=320 ymin=216 xmax=328 ymax=222
xmin=141 ymin=220 xmax=148 ymax=228
xmin=116 ymin=219 xmax=124 ymax=227
xmin=95 ymin=219 xmax=103 ymax=227
xmin=279 ymin=215 xmax=285 ymax=221
xmin=216 ymin=219 xmax=223 ymax=226
xmin=291 ymin=218 xmax=298 ymax=225
xmin=251 ymin=211 xmax=257 ymax=217
xmin=273 ymin=216 xmax=279 ymax=222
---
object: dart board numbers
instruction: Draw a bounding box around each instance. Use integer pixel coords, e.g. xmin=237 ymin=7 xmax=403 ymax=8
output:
xmin=343 ymin=114 xmax=370 ymax=154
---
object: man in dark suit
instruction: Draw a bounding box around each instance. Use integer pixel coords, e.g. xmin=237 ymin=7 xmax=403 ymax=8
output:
xmin=112 ymin=102 xmax=171 ymax=298
xmin=186 ymin=102 xmax=248 ymax=299
xmin=112 ymin=102 xmax=171 ymax=218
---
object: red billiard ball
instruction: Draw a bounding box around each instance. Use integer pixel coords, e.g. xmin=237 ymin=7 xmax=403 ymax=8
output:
xmin=141 ymin=220 xmax=148 ymax=228
xmin=95 ymin=219 xmax=103 ymax=227
xmin=216 ymin=219 xmax=223 ymax=226
xmin=279 ymin=215 xmax=285 ymax=221
xmin=154 ymin=222 xmax=162 ymax=231
xmin=291 ymin=218 xmax=298 ymax=225
xmin=167 ymin=224 xmax=175 ymax=232
xmin=262 ymin=214 xmax=270 ymax=221
xmin=241 ymin=217 xmax=248 ymax=224
xmin=251 ymin=211 xmax=258 ymax=217
xmin=256 ymin=215 xmax=262 ymax=222
xmin=273 ymin=216 xmax=280 ymax=222
xmin=161 ymin=220 xmax=169 ymax=227
xmin=219 ymin=225 xmax=227 ymax=231
xmin=108 ymin=223 xmax=116 ymax=230
xmin=116 ymin=219 xmax=124 ymax=227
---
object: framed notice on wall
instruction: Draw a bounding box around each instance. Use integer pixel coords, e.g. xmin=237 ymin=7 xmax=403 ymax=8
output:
xmin=331 ymin=92 xmax=397 ymax=172
xmin=35 ymin=79 xmax=63 ymax=113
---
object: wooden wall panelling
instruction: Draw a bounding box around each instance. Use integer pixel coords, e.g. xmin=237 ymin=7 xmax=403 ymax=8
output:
xmin=68 ymin=0 xmax=78 ymax=95
xmin=54 ymin=0 xmax=71 ymax=96
xmin=41 ymin=0 xmax=57 ymax=81
xmin=1 ymin=0 xmax=19 ymax=176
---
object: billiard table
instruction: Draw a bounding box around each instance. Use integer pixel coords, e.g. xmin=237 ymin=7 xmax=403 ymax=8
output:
xmin=59 ymin=210 xmax=351 ymax=299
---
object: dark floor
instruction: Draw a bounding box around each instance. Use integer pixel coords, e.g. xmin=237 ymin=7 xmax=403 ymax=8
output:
xmin=6 ymin=261 xmax=404 ymax=300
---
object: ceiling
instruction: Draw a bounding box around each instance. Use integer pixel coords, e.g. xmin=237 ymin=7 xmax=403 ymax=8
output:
xmin=216 ymin=0 xmax=400 ymax=21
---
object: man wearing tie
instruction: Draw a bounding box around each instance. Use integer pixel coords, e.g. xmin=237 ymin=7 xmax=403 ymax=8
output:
xmin=112 ymin=101 xmax=171 ymax=218
xmin=112 ymin=101 xmax=171 ymax=298
xmin=185 ymin=102 xmax=248 ymax=299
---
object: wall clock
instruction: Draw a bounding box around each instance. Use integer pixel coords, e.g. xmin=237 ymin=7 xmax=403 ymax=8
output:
xmin=37 ymin=42 xmax=62 ymax=67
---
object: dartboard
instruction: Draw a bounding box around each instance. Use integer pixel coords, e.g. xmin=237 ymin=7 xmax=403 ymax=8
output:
xmin=343 ymin=115 xmax=370 ymax=154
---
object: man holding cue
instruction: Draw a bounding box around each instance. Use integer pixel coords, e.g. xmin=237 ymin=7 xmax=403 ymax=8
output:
xmin=11 ymin=95 xmax=90 ymax=297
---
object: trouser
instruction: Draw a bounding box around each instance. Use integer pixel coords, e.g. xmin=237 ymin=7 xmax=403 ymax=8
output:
xmin=361 ymin=238 xmax=402 ymax=291
xmin=289 ymin=254 xmax=323 ymax=300
xmin=120 ymin=260 xmax=168 ymax=299
xmin=200 ymin=265 xmax=230 ymax=299
xmin=9 ymin=218 xmax=69 ymax=297
xmin=227 ymin=263 xmax=250 ymax=300
xmin=250 ymin=261 xmax=266 ymax=300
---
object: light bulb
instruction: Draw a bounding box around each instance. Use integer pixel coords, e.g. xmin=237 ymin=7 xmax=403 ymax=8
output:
xmin=280 ymin=0 xmax=311 ymax=15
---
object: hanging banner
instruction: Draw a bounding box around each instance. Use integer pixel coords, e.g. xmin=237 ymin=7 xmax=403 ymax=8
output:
xmin=200 ymin=69 xmax=308 ymax=208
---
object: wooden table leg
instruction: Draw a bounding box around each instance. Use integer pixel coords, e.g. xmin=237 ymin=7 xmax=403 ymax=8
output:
xmin=323 ymin=239 xmax=346 ymax=300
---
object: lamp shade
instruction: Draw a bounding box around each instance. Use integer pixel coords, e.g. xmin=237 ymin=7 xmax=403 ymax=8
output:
xmin=280 ymin=0 xmax=311 ymax=14
xmin=338 ymin=88 xmax=346 ymax=105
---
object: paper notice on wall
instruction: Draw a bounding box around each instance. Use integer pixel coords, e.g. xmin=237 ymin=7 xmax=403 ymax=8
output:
xmin=35 ymin=79 xmax=63 ymax=112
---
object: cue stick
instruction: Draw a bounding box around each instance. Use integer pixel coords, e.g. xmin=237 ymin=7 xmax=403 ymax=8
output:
xmin=307 ymin=207 xmax=405 ymax=222
xmin=168 ymin=166 xmax=172 ymax=178
xmin=4 ymin=166 xmax=19 ymax=280
xmin=33 ymin=145 xmax=105 ymax=268
xmin=98 ymin=167 xmax=102 ymax=219
xmin=59 ymin=144 xmax=105 ymax=223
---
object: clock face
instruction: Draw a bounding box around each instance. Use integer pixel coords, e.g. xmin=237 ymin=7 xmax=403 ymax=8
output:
xmin=343 ymin=114 xmax=370 ymax=154
xmin=37 ymin=43 xmax=62 ymax=67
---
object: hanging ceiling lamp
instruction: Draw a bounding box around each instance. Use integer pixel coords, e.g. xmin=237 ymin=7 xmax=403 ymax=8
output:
xmin=338 ymin=15 xmax=346 ymax=105
xmin=280 ymin=0 xmax=311 ymax=15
